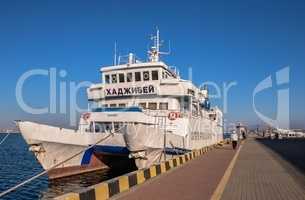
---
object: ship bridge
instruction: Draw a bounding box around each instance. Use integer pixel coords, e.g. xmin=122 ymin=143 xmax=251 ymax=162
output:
xmin=87 ymin=63 xmax=208 ymax=114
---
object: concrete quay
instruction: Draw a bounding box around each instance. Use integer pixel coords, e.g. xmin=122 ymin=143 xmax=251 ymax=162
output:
xmin=56 ymin=137 xmax=305 ymax=200
xmin=116 ymin=138 xmax=305 ymax=200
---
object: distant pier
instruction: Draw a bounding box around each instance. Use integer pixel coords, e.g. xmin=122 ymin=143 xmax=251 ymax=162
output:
xmin=56 ymin=136 xmax=305 ymax=200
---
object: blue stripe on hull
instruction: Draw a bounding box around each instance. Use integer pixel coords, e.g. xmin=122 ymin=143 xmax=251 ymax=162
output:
xmin=81 ymin=148 xmax=95 ymax=165
xmin=81 ymin=145 xmax=129 ymax=165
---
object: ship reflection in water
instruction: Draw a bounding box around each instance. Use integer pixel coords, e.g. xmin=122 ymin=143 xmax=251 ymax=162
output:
xmin=0 ymin=134 xmax=132 ymax=200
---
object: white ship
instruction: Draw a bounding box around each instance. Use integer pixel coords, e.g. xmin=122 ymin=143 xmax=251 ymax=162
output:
xmin=16 ymin=29 xmax=224 ymax=178
xmin=272 ymin=128 xmax=305 ymax=139
xmin=87 ymin=29 xmax=224 ymax=169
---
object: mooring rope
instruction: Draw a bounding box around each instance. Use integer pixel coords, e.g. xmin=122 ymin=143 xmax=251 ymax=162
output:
xmin=0 ymin=132 xmax=114 ymax=198
xmin=0 ymin=131 xmax=11 ymax=146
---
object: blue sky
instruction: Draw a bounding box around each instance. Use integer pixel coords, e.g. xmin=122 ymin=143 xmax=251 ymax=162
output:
xmin=0 ymin=0 xmax=304 ymax=129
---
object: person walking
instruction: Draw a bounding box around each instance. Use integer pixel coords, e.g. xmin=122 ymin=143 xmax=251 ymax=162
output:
xmin=231 ymin=131 xmax=238 ymax=150
xmin=242 ymin=131 xmax=246 ymax=140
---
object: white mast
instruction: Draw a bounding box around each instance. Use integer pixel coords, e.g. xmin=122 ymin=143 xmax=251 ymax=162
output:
xmin=148 ymin=28 xmax=170 ymax=62
xmin=113 ymin=41 xmax=117 ymax=66
xmin=156 ymin=28 xmax=160 ymax=58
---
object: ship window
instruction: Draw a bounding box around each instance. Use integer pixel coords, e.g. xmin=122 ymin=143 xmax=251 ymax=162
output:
xmin=143 ymin=71 xmax=150 ymax=81
xmin=110 ymin=104 xmax=117 ymax=108
xmin=89 ymin=122 xmax=94 ymax=132
xmin=152 ymin=70 xmax=158 ymax=80
xmin=187 ymin=89 xmax=195 ymax=96
xmin=127 ymin=72 xmax=133 ymax=82
xmin=181 ymin=96 xmax=190 ymax=111
xmin=162 ymin=71 xmax=168 ymax=79
xmin=148 ymin=102 xmax=157 ymax=110
xmin=111 ymin=74 xmax=117 ymax=83
xmin=119 ymin=73 xmax=125 ymax=83
xmin=139 ymin=102 xmax=146 ymax=109
xmin=105 ymin=75 xmax=110 ymax=84
xmin=95 ymin=124 xmax=100 ymax=132
xmin=102 ymin=104 xmax=108 ymax=108
xmin=159 ymin=102 xmax=168 ymax=110
xmin=94 ymin=122 xmax=112 ymax=133
xmin=135 ymin=72 xmax=141 ymax=81
xmin=118 ymin=103 xmax=126 ymax=107
xmin=114 ymin=122 xmax=120 ymax=132
xmin=114 ymin=122 xmax=124 ymax=133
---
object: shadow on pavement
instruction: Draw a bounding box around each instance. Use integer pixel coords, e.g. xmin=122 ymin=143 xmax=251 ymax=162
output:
xmin=256 ymin=138 xmax=305 ymax=176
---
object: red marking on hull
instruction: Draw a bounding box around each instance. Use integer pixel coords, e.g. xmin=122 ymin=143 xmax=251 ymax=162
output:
xmin=47 ymin=153 xmax=136 ymax=179
xmin=48 ymin=164 xmax=107 ymax=179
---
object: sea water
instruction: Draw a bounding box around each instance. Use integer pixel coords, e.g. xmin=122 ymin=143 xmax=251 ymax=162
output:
xmin=0 ymin=134 xmax=128 ymax=200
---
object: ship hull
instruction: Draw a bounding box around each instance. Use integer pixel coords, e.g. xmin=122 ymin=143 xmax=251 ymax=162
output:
xmin=125 ymin=123 xmax=189 ymax=169
xmin=125 ymin=119 xmax=223 ymax=169
xmin=16 ymin=121 xmax=133 ymax=179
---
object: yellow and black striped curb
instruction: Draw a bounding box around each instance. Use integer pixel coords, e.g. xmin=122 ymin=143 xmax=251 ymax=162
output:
xmin=55 ymin=145 xmax=214 ymax=200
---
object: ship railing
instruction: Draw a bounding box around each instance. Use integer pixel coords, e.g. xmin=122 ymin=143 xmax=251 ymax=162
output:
xmin=153 ymin=115 xmax=168 ymax=130
xmin=117 ymin=53 xmax=142 ymax=65
xmin=141 ymin=109 xmax=167 ymax=128
xmin=142 ymin=109 xmax=190 ymax=130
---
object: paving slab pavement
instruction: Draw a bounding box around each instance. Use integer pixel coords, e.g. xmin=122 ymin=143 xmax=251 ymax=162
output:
xmin=115 ymin=144 xmax=236 ymax=200
xmin=221 ymin=138 xmax=305 ymax=200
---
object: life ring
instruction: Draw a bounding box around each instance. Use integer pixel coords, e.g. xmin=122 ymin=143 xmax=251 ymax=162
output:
xmin=82 ymin=113 xmax=91 ymax=121
xmin=143 ymin=72 xmax=150 ymax=80
xmin=168 ymin=112 xmax=179 ymax=120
